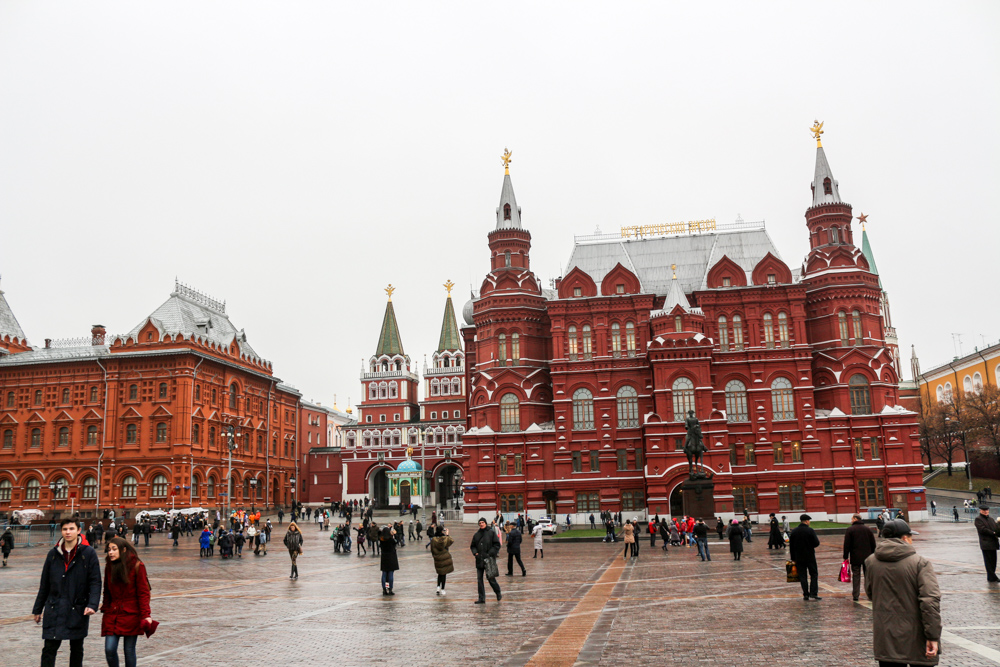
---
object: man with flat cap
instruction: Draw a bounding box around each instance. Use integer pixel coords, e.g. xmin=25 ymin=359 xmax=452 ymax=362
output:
xmin=789 ymin=513 xmax=820 ymax=600
xmin=974 ymin=504 xmax=1000 ymax=583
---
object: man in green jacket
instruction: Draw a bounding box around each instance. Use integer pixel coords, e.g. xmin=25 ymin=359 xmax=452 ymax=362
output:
xmin=865 ymin=519 xmax=941 ymax=666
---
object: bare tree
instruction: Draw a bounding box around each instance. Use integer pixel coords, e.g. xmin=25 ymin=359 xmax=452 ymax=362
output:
xmin=966 ymin=383 xmax=1000 ymax=471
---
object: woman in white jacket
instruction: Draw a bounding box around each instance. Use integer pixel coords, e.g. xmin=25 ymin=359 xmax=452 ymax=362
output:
xmin=532 ymin=523 xmax=544 ymax=559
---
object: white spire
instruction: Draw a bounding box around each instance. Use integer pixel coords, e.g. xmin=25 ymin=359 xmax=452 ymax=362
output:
xmin=495 ymin=173 xmax=522 ymax=230
xmin=810 ymin=145 xmax=842 ymax=207
xmin=663 ymin=266 xmax=690 ymax=312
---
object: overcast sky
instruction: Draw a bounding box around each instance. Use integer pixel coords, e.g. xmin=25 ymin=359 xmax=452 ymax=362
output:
xmin=1 ymin=2 xmax=997 ymax=407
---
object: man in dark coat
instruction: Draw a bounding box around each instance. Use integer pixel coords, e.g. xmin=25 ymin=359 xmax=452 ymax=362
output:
xmin=470 ymin=517 xmax=502 ymax=604
xmin=504 ymin=522 xmax=526 ymax=576
xmin=789 ymin=514 xmax=821 ymax=600
xmin=767 ymin=513 xmax=784 ymax=550
xmin=842 ymin=513 xmax=877 ymax=601
xmin=32 ymin=518 xmax=102 ymax=667
xmin=974 ymin=505 xmax=1000 ymax=582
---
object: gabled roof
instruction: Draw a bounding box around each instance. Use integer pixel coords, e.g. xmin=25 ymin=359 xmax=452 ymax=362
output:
xmin=375 ymin=299 xmax=405 ymax=357
xmin=437 ymin=296 xmax=462 ymax=353
xmin=0 ymin=288 xmax=27 ymax=342
xmin=566 ymin=227 xmax=782 ymax=297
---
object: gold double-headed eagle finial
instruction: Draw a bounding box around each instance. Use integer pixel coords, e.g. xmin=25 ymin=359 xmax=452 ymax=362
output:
xmin=501 ymin=148 xmax=512 ymax=175
xmin=444 ymin=279 xmax=455 ymax=297
xmin=671 ymin=263 xmax=677 ymax=279
xmin=810 ymin=120 xmax=824 ymax=147
xmin=385 ymin=284 xmax=395 ymax=301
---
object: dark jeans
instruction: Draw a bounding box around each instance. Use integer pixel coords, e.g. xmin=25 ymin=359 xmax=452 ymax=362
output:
xmin=632 ymin=539 xmax=639 ymax=557
xmin=696 ymin=537 xmax=711 ymax=561
xmin=41 ymin=638 xmax=84 ymax=667
xmin=476 ymin=566 xmax=501 ymax=601
xmin=507 ymin=551 xmax=525 ymax=574
xmin=983 ymin=549 xmax=999 ymax=581
xmin=381 ymin=570 xmax=394 ymax=589
xmin=437 ymin=573 xmax=447 ymax=589
xmin=797 ymin=559 xmax=819 ymax=597
xmin=851 ymin=563 xmax=866 ymax=599
xmin=105 ymin=635 xmax=138 ymax=667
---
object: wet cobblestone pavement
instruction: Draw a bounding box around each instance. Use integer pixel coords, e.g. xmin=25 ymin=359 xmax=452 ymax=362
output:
xmin=1 ymin=517 xmax=998 ymax=666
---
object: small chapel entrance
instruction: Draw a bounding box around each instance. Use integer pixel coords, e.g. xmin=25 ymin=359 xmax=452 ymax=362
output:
xmin=399 ymin=480 xmax=411 ymax=508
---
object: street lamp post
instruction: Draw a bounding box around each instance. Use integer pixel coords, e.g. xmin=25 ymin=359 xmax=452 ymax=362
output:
xmin=289 ymin=478 xmax=296 ymax=520
xmin=249 ymin=479 xmax=257 ymax=514
xmin=49 ymin=480 xmax=66 ymax=518
xmin=225 ymin=424 xmax=241 ymax=521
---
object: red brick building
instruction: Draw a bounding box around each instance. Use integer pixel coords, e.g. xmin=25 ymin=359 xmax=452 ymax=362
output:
xmin=0 ymin=281 xmax=300 ymax=519
xmin=300 ymin=400 xmax=353 ymax=506
xmin=460 ymin=135 xmax=925 ymax=524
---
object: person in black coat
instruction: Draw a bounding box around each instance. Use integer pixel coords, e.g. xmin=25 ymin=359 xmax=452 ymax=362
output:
xmin=470 ymin=517 xmax=502 ymax=604
xmin=842 ymin=513 xmax=877 ymax=601
xmin=767 ymin=513 xmax=784 ymax=550
xmin=658 ymin=519 xmax=670 ymax=552
xmin=32 ymin=518 xmax=102 ymax=667
xmin=974 ymin=505 xmax=1000 ymax=582
xmin=379 ymin=526 xmax=399 ymax=595
xmin=726 ymin=520 xmax=744 ymax=560
xmin=504 ymin=522 xmax=526 ymax=576
xmin=789 ymin=514 xmax=821 ymax=600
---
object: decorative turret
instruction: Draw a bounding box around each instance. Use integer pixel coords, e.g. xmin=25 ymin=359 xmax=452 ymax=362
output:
xmin=487 ymin=148 xmax=535 ymax=277
xmin=496 ymin=148 xmax=522 ymax=230
xmin=375 ymin=284 xmax=405 ymax=358
xmin=804 ymin=121 xmax=855 ymax=251
xmin=0 ymin=280 xmax=31 ymax=354
xmin=809 ymin=121 xmax=842 ymax=207
xmin=437 ymin=280 xmax=462 ymax=353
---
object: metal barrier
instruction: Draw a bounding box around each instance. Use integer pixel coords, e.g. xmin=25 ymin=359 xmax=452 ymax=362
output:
xmin=436 ymin=510 xmax=462 ymax=522
xmin=4 ymin=524 xmax=60 ymax=548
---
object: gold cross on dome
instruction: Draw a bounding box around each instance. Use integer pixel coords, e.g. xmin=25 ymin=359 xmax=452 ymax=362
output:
xmin=501 ymin=148 xmax=512 ymax=174
xmin=810 ymin=120 xmax=824 ymax=147
xmin=444 ymin=279 xmax=455 ymax=296
xmin=385 ymin=284 xmax=395 ymax=301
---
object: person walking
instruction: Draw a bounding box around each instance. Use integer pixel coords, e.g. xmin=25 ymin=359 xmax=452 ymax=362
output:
xmin=532 ymin=521 xmax=544 ymax=559
xmin=408 ymin=521 xmax=416 ymax=542
xmin=727 ymin=519 xmax=744 ymax=560
xmin=32 ymin=518 xmax=102 ymax=667
xmin=355 ymin=523 xmax=367 ymax=556
xmin=471 ymin=518 xmax=502 ymax=604
xmin=974 ymin=504 xmax=1000 ymax=583
xmin=278 ymin=509 xmax=284 ymax=525
xmin=952 ymin=506 xmax=960 ymax=523
xmin=430 ymin=526 xmax=454 ymax=596
xmin=101 ymin=537 xmax=155 ymax=667
xmin=842 ymin=513 xmax=877 ymax=601
xmin=1 ymin=526 xmax=13 ymax=566
xmin=865 ymin=519 xmax=941 ymax=666
xmin=648 ymin=518 xmax=657 ymax=548
xmin=283 ymin=522 xmax=303 ymax=579
xmin=621 ymin=520 xmax=635 ymax=560
xmin=379 ymin=525 xmax=398 ymax=595
xmin=504 ymin=522 xmax=526 ymax=576
xmin=198 ymin=528 xmax=212 ymax=557
xmin=658 ymin=519 xmax=670 ymax=553
xmin=258 ymin=527 xmax=268 ymax=556
xmin=715 ymin=517 xmax=725 ymax=541
xmin=767 ymin=513 xmax=784 ymax=550
xmin=930 ymin=500 xmax=937 ymax=516
xmin=141 ymin=521 xmax=150 ymax=547
xmin=368 ymin=521 xmax=381 ymax=556
xmin=789 ymin=514 xmax=821 ymax=601
xmin=693 ymin=518 xmax=711 ymax=561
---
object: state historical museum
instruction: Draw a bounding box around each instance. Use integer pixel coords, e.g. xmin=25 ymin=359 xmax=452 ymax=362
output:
xmin=459 ymin=132 xmax=924 ymax=524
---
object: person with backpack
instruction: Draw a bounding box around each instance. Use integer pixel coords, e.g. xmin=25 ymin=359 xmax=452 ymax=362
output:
xmin=101 ymin=536 xmax=156 ymax=667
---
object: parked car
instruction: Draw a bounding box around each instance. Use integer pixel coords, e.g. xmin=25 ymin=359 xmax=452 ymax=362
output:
xmin=536 ymin=517 xmax=558 ymax=535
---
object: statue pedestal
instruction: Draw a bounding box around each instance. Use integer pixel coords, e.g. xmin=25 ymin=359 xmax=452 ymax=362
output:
xmin=681 ymin=478 xmax=716 ymax=520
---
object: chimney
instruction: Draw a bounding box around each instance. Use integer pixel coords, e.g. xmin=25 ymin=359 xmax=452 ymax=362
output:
xmin=91 ymin=324 xmax=106 ymax=346
xmin=45 ymin=339 xmax=52 ymax=348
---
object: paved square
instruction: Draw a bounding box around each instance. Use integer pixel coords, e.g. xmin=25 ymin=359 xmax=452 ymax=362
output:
xmin=1 ymin=517 xmax=997 ymax=666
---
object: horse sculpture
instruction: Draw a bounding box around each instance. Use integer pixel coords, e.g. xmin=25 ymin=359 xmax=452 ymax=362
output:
xmin=683 ymin=410 xmax=707 ymax=478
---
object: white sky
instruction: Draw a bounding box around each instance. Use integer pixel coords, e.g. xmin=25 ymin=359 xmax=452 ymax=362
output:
xmin=1 ymin=2 xmax=998 ymax=408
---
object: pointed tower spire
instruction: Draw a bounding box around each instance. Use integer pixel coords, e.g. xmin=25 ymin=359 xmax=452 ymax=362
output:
xmin=663 ymin=265 xmax=691 ymax=312
xmin=810 ymin=120 xmax=842 ymax=207
xmin=858 ymin=213 xmax=881 ymax=286
xmin=375 ymin=284 xmax=405 ymax=357
xmin=0 ymin=280 xmax=28 ymax=345
xmin=496 ymin=148 xmax=522 ymax=230
xmin=437 ymin=280 xmax=462 ymax=352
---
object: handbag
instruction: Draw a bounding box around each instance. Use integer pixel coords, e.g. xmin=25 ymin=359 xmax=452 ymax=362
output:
xmin=839 ymin=559 xmax=852 ymax=583
xmin=483 ymin=555 xmax=499 ymax=580
xmin=785 ymin=560 xmax=798 ymax=582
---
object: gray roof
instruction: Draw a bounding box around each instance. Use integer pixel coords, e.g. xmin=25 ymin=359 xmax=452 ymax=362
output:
xmin=565 ymin=227 xmax=784 ymax=296
xmin=0 ymin=290 xmax=27 ymax=342
xmin=811 ymin=146 xmax=842 ymax=207
xmin=0 ymin=345 xmax=111 ymax=365
xmin=495 ymin=173 xmax=522 ymax=230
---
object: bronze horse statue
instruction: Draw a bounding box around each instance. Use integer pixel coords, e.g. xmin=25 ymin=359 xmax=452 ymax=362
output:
xmin=684 ymin=410 xmax=707 ymax=478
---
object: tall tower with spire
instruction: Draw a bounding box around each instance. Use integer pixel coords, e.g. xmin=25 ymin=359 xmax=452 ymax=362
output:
xmin=0 ymin=282 xmax=32 ymax=355
xmin=358 ymin=285 xmax=420 ymax=426
xmin=420 ymin=280 xmax=467 ymax=426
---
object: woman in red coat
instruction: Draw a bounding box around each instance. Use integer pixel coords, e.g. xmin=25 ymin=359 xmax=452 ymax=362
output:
xmin=100 ymin=537 xmax=152 ymax=667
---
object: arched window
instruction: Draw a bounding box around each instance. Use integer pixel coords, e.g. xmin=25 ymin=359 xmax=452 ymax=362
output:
xmin=30 ymin=427 xmax=41 ymax=448
xmin=129 ymin=384 xmax=138 ymax=400
xmin=90 ymin=386 xmax=99 ymax=403
xmin=62 ymin=388 xmax=70 ymax=404
xmin=379 ymin=381 xmax=388 ymax=399
xmin=26 ymin=478 xmax=40 ymax=501
xmin=2 ymin=429 xmax=12 ymax=449
xmin=207 ymin=477 xmax=215 ymax=498
xmin=243 ymin=477 xmax=250 ymax=499
xmin=943 ymin=382 xmax=953 ymax=403
xmin=53 ymin=477 xmax=68 ymax=499
xmin=159 ymin=382 xmax=168 ymax=399
xmin=718 ymin=316 xmax=729 ymax=352
xmin=148 ymin=474 xmax=167 ymax=498
xmin=121 ymin=476 xmax=137 ymax=499
xmin=500 ymin=393 xmax=520 ymax=433
xmin=58 ymin=426 xmax=70 ymax=446
xmin=725 ymin=380 xmax=748 ymax=422
xmin=625 ymin=321 xmax=636 ymax=356
xmin=195 ymin=385 xmax=201 ymax=401
xmin=0 ymin=478 xmax=10 ymax=502
xmin=964 ymin=375 xmax=974 ymax=393
xmin=82 ymin=476 xmax=97 ymax=499
xmin=451 ymin=378 xmax=461 ymax=395
xmin=212 ymin=388 xmax=217 ymax=403
xmin=829 ymin=226 xmax=839 ymax=244
xmin=5 ymin=391 xmax=13 ymax=408
xmin=838 ymin=312 xmax=849 ymax=346
xmin=389 ymin=381 xmax=398 ymax=399
xmin=126 ymin=424 xmax=137 ymax=444
xmin=568 ymin=326 xmax=578 ymax=360
xmin=511 ymin=332 xmax=520 ymax=364
xmin=498 ymin=333 xmax=507 ymax=363
xmin=191 ymin=474 xmax=200 ymax=499
xmin=582 ymin=325 xmax=593 ymax=359
xmin=771 ymin=377 xmax=795 ymax=420
xmin=732 ymin=315 xmax=744 ymax=351
xmin=369 ymin=383 xmax=377 ymax=400
xmin=611 ymin=323 xmax=622 ymax=356
xmin=209 ymin=426 xmax=216 ymax=446
xmin=852 ymin=310 xmax=863 ymax=345
xmin=156 ymin=423 xmax=167 ymax=442
xmin=778 ymin=312 xmax=790 ymax=348
xmin=616 ymin=385 xmax=639 ymax=428
xmin=431 ymin=379 xmax=440 ymax=396
xmin=192 ymin=423 xmax=200 ymax=444
xmin=228 ymin=383 xmax=238 ymax=408
xmin=672 ymin=377 xmax=695 ymax=421
xmin=86 ymin=425 xmax=98 ymax=445
xmin=849 ymin=374 xmax=872 ymax=414
xmin=347 ymin=431 xmax=356 ymax=448
xmin=763 ymin=313 xmax=774 ymax=349
xmin=674 ymin=316 xmax=682 ymax=333
xmin=505 ymin=251 xmax=511 ymax=267
xmin=936 ymin=385 xmax=944 ymax=402
xmin=572 ymin=388 xmax=595 ymax=430
xmin=974 ymin=372 xmax=984 ymax=393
